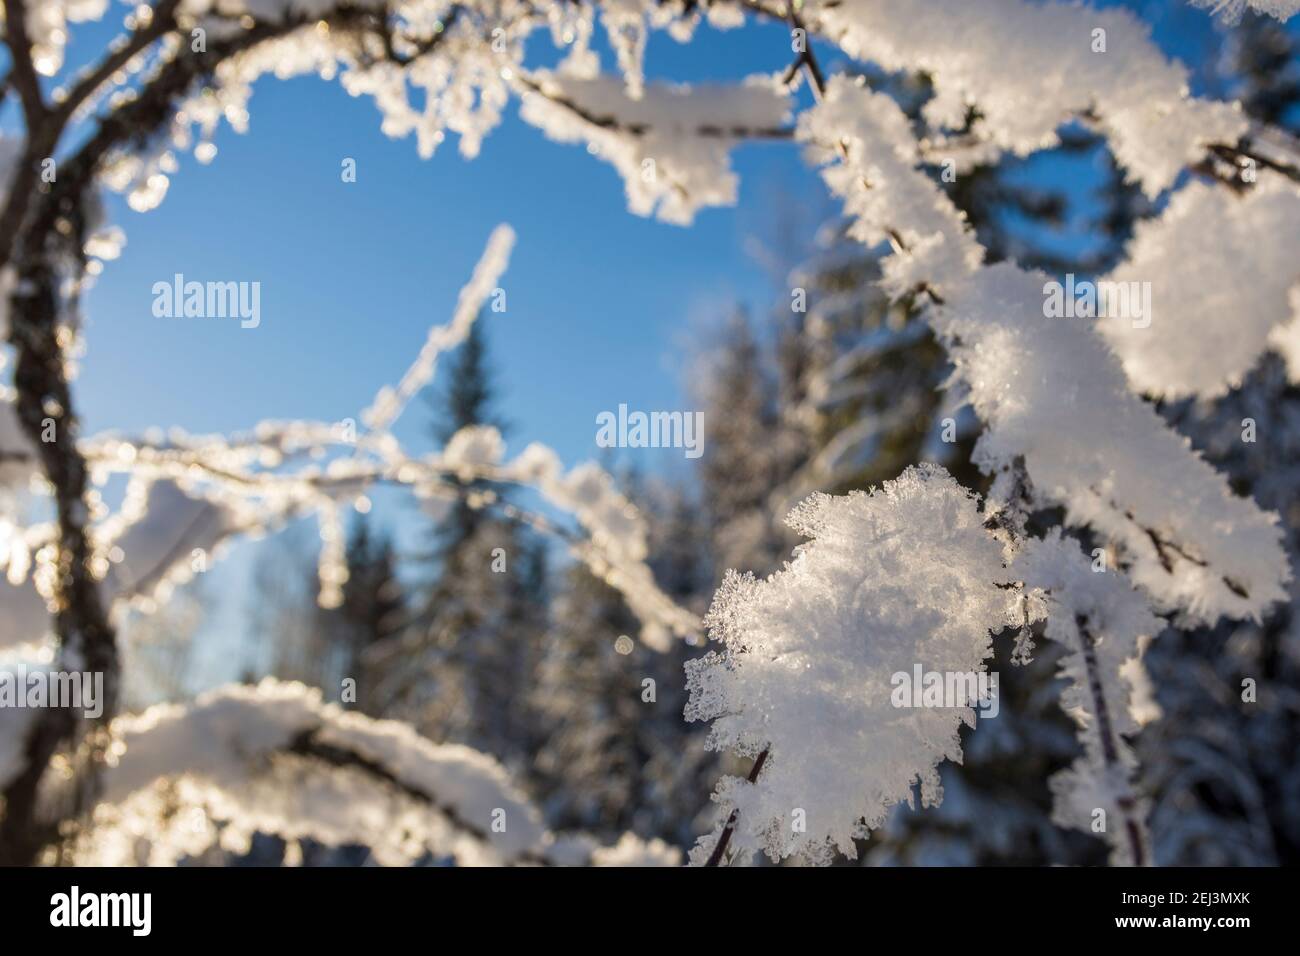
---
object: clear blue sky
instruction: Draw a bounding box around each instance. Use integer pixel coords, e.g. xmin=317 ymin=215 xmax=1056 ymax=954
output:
xmin=36 ymin=2 xmax=1268 ymax=689
xmin=76 ymin=19 xmax=818 ymax=461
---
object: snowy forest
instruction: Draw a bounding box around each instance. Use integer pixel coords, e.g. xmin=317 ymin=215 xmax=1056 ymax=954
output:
xmin=2 ymin=0 xmax=1300 ymax=870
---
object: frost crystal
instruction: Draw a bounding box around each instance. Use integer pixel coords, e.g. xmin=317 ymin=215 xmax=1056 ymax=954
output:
xmin=797 ymin=79 xmax=982 ymax=297
xmin=940 ymin=264 xmax=1289 ymax=623
xmin=686 ymin=465 xmax=1016 ymax=864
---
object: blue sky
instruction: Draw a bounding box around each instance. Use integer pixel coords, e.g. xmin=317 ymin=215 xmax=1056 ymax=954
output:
xmin=23 ymin=1 xmax=1280 ymax=688
xmin=76 ymin=19 xmax=818 ymax=462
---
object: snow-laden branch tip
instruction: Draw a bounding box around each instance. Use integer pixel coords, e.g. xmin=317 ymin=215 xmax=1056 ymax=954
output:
xmin=800 ymin=77 xmax=1291 ymax=625
xmin=818 ymin=0 xmax=1247 ymax=197
xmin=686 ymin=465 xmax=1017 ymax=865
xmin=516 ymin=70 xmax=791 ymax=225
xmin=1097 ymin=176 xmax=1300 ymax=400
xmin=797 ymin=80 xmax=982 ymax=300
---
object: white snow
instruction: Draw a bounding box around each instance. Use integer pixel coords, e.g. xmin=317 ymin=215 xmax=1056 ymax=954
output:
xmin=686 ymin=465 xmax=1017 ymax=864
xmin=79 ymin=678 xmax=664 ymax=866
xmin=819 ymin=0 xmax=1246 ymax=196
xmin=362 ymin=225 xmax=515 ymax=432
xmin=96 ymin=679 xmax=549 ymax=864
xmin=518 ymin=71 xmax=790 ymax=224
xmin=1099 ymin=175 xmax=1300 ymax=399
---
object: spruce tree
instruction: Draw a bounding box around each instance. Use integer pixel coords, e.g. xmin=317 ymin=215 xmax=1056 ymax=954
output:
xmin=373 ymin=319 xmax=547 ymax=766
xmin=531 ymin=484 xmax=717 ymax=847
xmin=253 ymin=517 xmax=405 ymax=709
xmin=335 ymin=515 xmax=405 ymax=714
xmin=695 ymin=310 xmax=800 ymax=579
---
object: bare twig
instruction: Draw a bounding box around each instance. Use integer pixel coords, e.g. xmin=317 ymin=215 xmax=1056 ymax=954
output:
xmin=785 ymin=2 xmax=828 ymax=101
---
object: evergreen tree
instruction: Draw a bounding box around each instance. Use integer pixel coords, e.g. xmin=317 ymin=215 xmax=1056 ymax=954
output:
xmin=372 ymin=320 xmax=547 ymax=767
xmin=335 ymin=515 xmax=405 ymax=714
xmin=430 ymin=320 xmax=501 ymax=558
xmin=531 ymin=484 xmax=717 ymax=847
xmin=253 ymin=528 xmax=329 ymax=690
xmin=253 ymin=517 xmax=405 ymax=708
xmin=695 ymin=310 xmax=800 ymax=579
xmin=785 ymin=227 xmax=971 ymax=497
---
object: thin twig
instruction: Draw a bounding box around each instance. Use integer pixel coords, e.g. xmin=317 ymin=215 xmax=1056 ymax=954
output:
xmin=1075 ymin=615 xmax=1149 ymax=867
xmin=704 ymin=748 xmax=769 ymax=866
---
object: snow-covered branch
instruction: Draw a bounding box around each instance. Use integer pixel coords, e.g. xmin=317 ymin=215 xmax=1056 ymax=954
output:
xmin=799 ymin=77 xmax=1290 ymax=626
xmin=515 ymin=69 xmax=791 ymax=224
xmin=814 ymin=0 xmax=1247 ymax=196
xmin=72 ymin=679 xmax=680 ymax=866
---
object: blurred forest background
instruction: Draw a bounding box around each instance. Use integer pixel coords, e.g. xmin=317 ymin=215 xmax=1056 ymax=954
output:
xmin=116 ymin=6 xmax=1300 ymax=866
